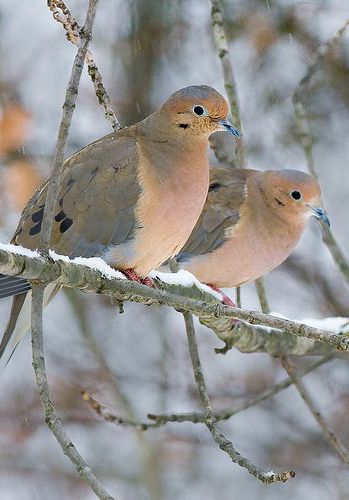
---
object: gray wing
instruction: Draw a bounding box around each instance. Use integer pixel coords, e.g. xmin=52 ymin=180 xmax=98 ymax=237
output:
xmin=13 ymin=130 xmax=141 ymax=258
xmin=177 ymin=167 xmax=256 ymax=262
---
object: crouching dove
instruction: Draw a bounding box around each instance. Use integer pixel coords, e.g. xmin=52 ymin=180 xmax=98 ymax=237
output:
xmin=0 ymin=85 xmax=239 ymax=369
xmin=176 ymin=166 xmax=329 ymax=304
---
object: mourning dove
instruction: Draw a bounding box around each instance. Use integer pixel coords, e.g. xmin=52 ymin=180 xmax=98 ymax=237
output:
xmin=176 ymin=166 xmax=329 ymax=304
xmin=0 ymin=85 xmax=239 ymax=368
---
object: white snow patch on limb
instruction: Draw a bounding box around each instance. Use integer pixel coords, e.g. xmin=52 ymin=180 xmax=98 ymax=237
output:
xmin=271 ymin=312 xmax=349 ymax=334
xmin=264 ymin=470 xmax=275 ymax=477
xmin=150 ymin=270 xmax=222 ymax=301
xmin=0 ymin=242 xmax=41 ymax=259
xmin=49 ymin=250 xmax=125 ymax=280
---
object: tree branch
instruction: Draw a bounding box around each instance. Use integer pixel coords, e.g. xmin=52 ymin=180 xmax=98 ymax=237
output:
xmin=29 ymin=2 xmax=116 ymax=498
xmin=47 ymin=0 xmax=120 ymax=131
xmin=40 ymin=0 xmax=99 ymax=253
xmin=1 ymin=245 xmax=348 ymax=350
xmin=292 ymin=19 xmax=349 ymax=287
xmin=280 ymin=355 xmax=349 ymax=464
xmin=31 ymin=285 xmax=114 ymax=499
xmin=181 ymin=311 xmax=295 ymax=483
xmin=147 ymin=355 xmax=333 ymax=425
xmin=210 ymin=0 xmax=246 ymax=167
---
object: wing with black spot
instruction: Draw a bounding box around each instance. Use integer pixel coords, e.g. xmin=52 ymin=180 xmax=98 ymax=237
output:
xmin=12 ymin=130 xmax=141 ymax=259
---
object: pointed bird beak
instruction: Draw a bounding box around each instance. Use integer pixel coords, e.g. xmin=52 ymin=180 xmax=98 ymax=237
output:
xmin=217 ymin=119 xmax=240 ymax=138
xmin=308 ymin=205 xmax=330 ymax=227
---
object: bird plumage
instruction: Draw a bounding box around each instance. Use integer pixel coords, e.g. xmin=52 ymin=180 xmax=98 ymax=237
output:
xmin=0 ymin=85 xmax=238 ymax=369
xmin=177 ymin=166 xmax=327 ymax=288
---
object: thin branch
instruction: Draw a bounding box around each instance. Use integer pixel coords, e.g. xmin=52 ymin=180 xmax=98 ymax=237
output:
xmin=31 ymin=285 xmax=114 ymax=499
xmin=256 ymin=275 xmax=349 ymax=464
xmin=292 ymin=19 xmax=349 ymax=287
xmin=280 ymin=355 xmax=349 ymax=464
xmin=30 ymin=3 xmax=116 ymax=498
xmin=39 ymin=0 xmax=98 ymax=253
xmin=147 ymin=355 xmax=333 ymax=425
xmin=47 ymin=0 xmax=120 ymax=130
xmin=82 ymin=391 xmax=159 ymax=431
xmin=0 ymin=245 xmax=348 ymax=350
xmin=182 ymin=311 xmax=294 ymax=483
xmin=210 ymin=0 xmax=246 ymax=167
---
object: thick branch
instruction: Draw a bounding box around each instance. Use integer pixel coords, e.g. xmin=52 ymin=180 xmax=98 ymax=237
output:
xmin=0 ymin=245 xmax=348 ymax=350
xmin=31 ymin=285 xmax=114 ymax=499
xmin=40 ymin=0 xmax=98 ymax=252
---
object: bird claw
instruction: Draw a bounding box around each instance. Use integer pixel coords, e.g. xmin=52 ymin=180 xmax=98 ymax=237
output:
xmin=122 ymin=269 xmax=154 ymax=287
xmin=208 ymin=284 xmax=236 ymax=307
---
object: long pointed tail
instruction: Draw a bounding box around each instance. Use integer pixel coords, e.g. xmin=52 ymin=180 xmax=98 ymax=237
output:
xmin=0 ymin=283 xmax=59 ymax=372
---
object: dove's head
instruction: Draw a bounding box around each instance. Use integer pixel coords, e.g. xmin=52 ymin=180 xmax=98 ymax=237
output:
xmin=160 ymin=85 xmax=240 ymax=140
xmin=255 ymin=169 xmax=330 ymax=227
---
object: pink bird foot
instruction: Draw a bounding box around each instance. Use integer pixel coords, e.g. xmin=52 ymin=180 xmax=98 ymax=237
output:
xmin=122 ymin=268 xmax=154 ymax=287
xmin=207 ymin=284 xmax=236 ymax=307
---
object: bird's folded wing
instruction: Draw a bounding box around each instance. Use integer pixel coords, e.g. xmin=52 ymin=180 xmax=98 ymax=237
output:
xmin=12 ymin=131 xmax=141 ymax=259
xmin=177 ymin=167 xmax=256 ymax=260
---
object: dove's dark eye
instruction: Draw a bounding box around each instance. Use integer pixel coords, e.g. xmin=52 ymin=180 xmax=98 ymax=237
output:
xmin=291 ymin=190 xmax=302 ymax=201
xmin=192 ymin=105 xmax=207 ymax=116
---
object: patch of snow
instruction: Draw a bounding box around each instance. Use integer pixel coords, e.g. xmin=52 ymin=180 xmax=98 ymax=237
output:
xmin=150 ymin=270 xmax=222 ymax=301
xmin=271 ymin=311 xmax=349 ymax=334
xmin=49 ymin=251 xmax=125 ymax=280
xmin=0 ymin=242 xmax=40 ymax=259
xmin=264 ymin=470 xmax=275 ymax=477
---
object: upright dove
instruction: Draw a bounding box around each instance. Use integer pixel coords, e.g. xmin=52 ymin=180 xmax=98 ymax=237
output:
xmin=0 ymin=86 xmax=239 ymax=369
xmin=176 ymin=166 xmax=329 ymax=304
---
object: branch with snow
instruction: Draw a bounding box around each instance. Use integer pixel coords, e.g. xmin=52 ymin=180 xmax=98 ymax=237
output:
xmin=1 ymin=243 xmax=349 ymax=353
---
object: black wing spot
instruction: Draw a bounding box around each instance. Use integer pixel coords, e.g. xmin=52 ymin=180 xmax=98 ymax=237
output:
xmin=209 ymin=182 xmax=222 ymax=192
xmin=29 ymin=223 xmax=42 ymax=236
xmin=179 ymin=123 xmax=189 ymax=129
xmin=113 ymin=166 xmax=119 ymax=173
xmin=32 ymin=207 xmax=44 ymax=223
xmin=59 ymin=218 xmax=73 ymax=233
xmin=274 ymin=197 xmax=285 ymax=207
xmin=55 ymin=210 xmax=66 ymax=222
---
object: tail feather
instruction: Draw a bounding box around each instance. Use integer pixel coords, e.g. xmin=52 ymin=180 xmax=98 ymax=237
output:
xmin=0 ymin=274 xmax=31 ymax=298
xmin=0 ymin=284 xmax=60 ymax=372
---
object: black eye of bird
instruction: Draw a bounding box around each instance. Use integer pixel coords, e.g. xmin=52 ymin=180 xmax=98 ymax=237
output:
xmin=291 ymin=190 xmax=302 ymax=200
xmin=193 ymin=105 xmax=205 ymax=116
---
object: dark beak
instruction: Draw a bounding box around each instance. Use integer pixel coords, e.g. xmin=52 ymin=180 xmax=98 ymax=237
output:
xmin=217 ymin=119 xmax=240 ymax=138
xmin=309 ymin=206 xmax=330 ymax=227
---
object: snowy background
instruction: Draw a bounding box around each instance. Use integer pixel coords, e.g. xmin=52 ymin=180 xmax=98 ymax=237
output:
xmin=0 ymin=0 xmax=349 ymax=499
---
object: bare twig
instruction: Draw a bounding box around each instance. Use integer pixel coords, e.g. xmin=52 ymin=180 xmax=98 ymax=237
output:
xmin=210 ymin=0 xmax=246 ymax=167
xmin=280 ymin=355 xmax=349 ymax=464
xmin=255 ymin=275 xmax=349 ymax=464
xmin=292 ymin=19 xmax=349 ymax=287
xmin=31 ymin=285 xmax=114 ymax=499
xmin=82 ymin=391 xmax=159 ymax=431
xmin=40 ymin=0 xmax=99 ymax=253
xmin=47 ymin=0 xmax=120 ymax=130
xmin=30 ymin=3 xmax=116 ymax=498
xmin=182 ymin=311 xmax=294 ymax=483
xmin=147 ymin=355 xmax=333 ymax=425
xmin=1 ymin=246 xmax=348 ymax=350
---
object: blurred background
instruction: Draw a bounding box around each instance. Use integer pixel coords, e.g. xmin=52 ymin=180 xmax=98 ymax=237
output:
xmin=1 ymin=0 xmax=349 ymax=498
